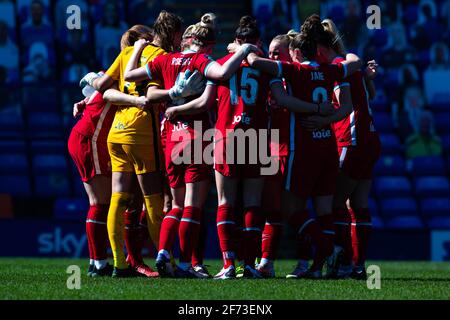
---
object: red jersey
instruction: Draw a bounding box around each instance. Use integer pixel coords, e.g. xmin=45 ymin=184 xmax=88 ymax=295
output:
xmin=145 ymin=50 xmax=214 ymax=147
xmin=215 ymin=53 xmax=270 ymax=134
xmin=72 ymin=91 xmax=116 ymax=142
xmin=268 ymin=80 xmax=291 ymax=157
xmin=276 ymin=60 xmax=347 ymax=151
xmin=331 ymin=56 xmax=377 ymax=148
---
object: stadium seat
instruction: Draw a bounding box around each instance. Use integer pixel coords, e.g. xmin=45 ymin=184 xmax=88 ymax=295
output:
xmin=72 ymin=178 xmax=86 ymax=197
xmin=368 ymin=198 xmax=378 ymax=216
xmin=0 ymin=174 xmax=31 ymax=196
xmin=426 ymin=217 xmax=450 ymax=229
xmin=429 ymin=92 xmax=450 ymax=112
xmin=419 ymin=198 xmax=450 ymax=228
xmin=434 ymin=112 xmax=450 ymax=134
xmin=27 ymin=112 xmax=62 ymax=138
xmin=419 ymin=198 xmax=450 ymax=217
xmin=408 ymin=156 xmax=446 ymax=176
xmin=374 ymin=155 xmax=406 ymax=176
xmin=374 ymin=177 xmax=412 ymax=197
xmin=0 ymin=141 xmax=26 ymax=154
xmin=379 ymin=133 xmax=402 ymax=155
xmin=370 ymin=95 xmax=389 ymax=112
xmin=0 ymin=154 xmax=28 ymax=174
xmin=0 ymin=111 xmax=24 ymax=139
xmin=414 ymin=177 xmax=450 ymax=198
xmin=53 ymin=198 xmax=89 ymax=221
xmin=385 ymin=216 xmax=424 ymax=229
xmin=34 ymin=173 xmax=71 ymax=197
xmin=30 ymin=140 xmax=66 ymax=155
xmin=380 ymin=197 xmax=418 ymax=217
xmin=32 ymin=154 xmax=68 ymax=174
xmin=442 ymin=135 xmax=450 ymax=153
xmin=372 ymin=113 xmax=394 ymax=133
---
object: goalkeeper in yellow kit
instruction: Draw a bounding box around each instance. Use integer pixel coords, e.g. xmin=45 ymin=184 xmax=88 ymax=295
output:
xmin=80 ymin=11 xmax=193 ymax=277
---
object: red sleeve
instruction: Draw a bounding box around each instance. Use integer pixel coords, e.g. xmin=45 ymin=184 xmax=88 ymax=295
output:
xmin=279 ymin=61 xmax=299 ymax=82
xmin=193 ymin=54 xmax=215 ymax=76
xmin=330 ymin=63 xmax=347 ymax=81
xmin=145 ymin=54 xmax=165 ymax=81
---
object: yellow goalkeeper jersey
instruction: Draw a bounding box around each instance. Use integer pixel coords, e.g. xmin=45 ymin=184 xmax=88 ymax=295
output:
xmin=106 ymin=44 xmax=165 ymax=145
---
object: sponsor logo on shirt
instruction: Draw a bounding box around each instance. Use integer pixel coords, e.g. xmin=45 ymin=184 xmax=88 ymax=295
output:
xmin=312 ymin=129 xmax=332 ymax=139
xmin=232 ymin=112 xmax=251 ymax=125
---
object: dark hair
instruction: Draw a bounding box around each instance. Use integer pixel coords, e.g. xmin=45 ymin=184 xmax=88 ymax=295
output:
xmin=235 ymin=15 xmax=260 ymax=44
xmin=120 ymin=24 xmax=154 ymax=49
xmin=291 ymin=14 xmax=334 ymax=60
xmin=153 ymin=10 xmax=183 ymax=52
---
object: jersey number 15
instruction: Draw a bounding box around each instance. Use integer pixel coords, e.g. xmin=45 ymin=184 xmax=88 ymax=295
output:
xmin=229 ymin=67 xmax=260 ymax=106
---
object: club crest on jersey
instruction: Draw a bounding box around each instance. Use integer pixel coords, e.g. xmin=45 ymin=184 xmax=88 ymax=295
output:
xmin=312 ymin=129 xmax=332 ymax=139
xmin=232 ymin=112 xmax=251 ymax=125
xmin=311 ymin=71 xmax=324 ymax=81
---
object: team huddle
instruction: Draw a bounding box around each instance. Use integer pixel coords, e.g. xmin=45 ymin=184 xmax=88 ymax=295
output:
xmin=68 ymin=10 xmax=380 ymax=280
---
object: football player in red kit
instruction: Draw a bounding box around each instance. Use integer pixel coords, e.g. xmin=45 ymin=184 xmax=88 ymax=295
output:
xmin=318 ymin=19 xmax=381 ymax=280
xmin=255 ymin=33 xmax=295 ymax=277
xmin=124 ymin=13 xmax=260 ymax=278
xmin=246 ymin=14 xmax=362 ymax=278
xmin=69 ymin=25 xmax=157 ymax=277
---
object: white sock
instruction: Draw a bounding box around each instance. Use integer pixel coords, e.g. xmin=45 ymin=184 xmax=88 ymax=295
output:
xmin=178 ymin=262 xmax=190 ymax=271
xmin=259 ymin=258 xmax=272 ymax=267
xmin=158 ymin=249 xmax=170 ymax=260
xmin=94 ymin=259 xmax=107 ymax=269
xmin=89 ymin=259 xmax=94 ymax=266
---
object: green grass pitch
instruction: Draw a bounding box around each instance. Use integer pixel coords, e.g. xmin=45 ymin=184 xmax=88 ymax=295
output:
xmin=0 ymin=258 xmax=449 ymax=300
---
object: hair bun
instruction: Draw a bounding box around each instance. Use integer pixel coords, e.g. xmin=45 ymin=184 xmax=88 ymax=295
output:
xmin=239 ymin=15 xmax=257 ymax=29
xmin=200 ymin=13 xmax=217 ymax=29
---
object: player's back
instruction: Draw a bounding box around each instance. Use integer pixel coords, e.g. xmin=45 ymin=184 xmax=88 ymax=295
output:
xmin=73 ymin=91 xmax=115 ymax=141
xmin=331 ymin=56 xmax=375 ymax=147
xmin=215 ymin=53 xmax=270 ymax=133
xmin=282 ymin=61 xmax=345 ymax=149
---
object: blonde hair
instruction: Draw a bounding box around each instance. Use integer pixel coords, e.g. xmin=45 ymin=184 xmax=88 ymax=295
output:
xmin=190 ymin=13 xmax=217 ymax=47
xmin=321 ymin=18 xmax=346 ymax=56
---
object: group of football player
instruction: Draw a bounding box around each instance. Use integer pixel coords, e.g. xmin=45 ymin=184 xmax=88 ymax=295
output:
xmin=69 ymin=9 xmax=380 ymax=280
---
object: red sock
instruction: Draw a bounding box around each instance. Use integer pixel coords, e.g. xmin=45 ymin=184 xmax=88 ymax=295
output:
xmin=217 ymin=205 xmax=236 ymax=268
xmin=333 ymin=207 xmax=353 ymax=265
xmin=179 ymin=206 xmax=202 ymax=263
xmin=243 ymin=207 xmax=265 ymax=266
xmin=86 ymin=204 xmax=109 ymax=261
xmin=289 ymin=211 xmax=332 ymax=271
xmin=159 ymin=208 xmax=183 ymax=252
xmin=85 ymin=217 xmax=94 ymax=261
xmin=124 ymin=209 xmax=143 ymax=267
xmin=137 ymin=209 xmax=150 ymax=255
xmin=261 ymin=211 xmax=283 ymax=260
xmin=351 ymin=207 xmax=372 ymax=267
xmin=192 ymin=211 xmax=206 ymax=266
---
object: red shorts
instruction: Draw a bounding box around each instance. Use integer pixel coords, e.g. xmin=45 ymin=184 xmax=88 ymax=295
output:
xmin=68 ymin=129 xmax=111 ymax=182
xmin=213 ymin=136 xmax=267 ymax=179
xmin=338 ymin=133 xmax=381 ymax=180
xmin=165 ymin=141 xmax=212 ymax=189
xmin=286 ymin=147 xmax=339 ymax=197
xmin=166 ymin=162 xmax=212 ymax=189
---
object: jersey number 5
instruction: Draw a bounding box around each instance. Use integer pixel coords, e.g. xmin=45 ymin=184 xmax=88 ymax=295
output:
xmin=229 ymin=67 xmax=260 ymax=106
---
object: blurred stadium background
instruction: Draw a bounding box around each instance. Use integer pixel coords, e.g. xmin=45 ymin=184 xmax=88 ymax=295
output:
xmin=0 ymin=0 xmax=449 ymax=263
